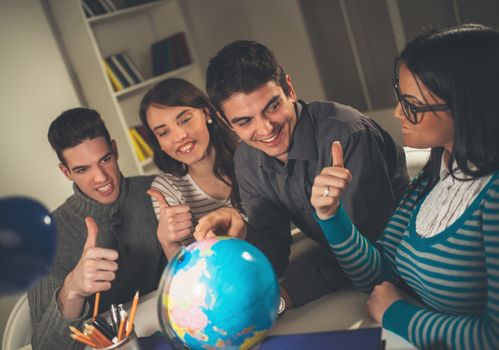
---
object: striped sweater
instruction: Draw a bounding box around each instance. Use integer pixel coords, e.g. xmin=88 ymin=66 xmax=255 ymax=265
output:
xmin=151 ymin=172 xmax=231 ymax=224
xmin=316 ymin=172 xmax=499 ymax=349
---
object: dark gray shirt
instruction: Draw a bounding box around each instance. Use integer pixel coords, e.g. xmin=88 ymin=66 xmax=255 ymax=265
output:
xmin=237 ymin=100 xmax=409 ymax=306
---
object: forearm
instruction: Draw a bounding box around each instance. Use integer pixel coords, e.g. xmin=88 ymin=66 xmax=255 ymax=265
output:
xmin=28 ymin=275 xmax=90 ymax=350
xmin=384 ymin=300 xmax=499 ymax=349
xmin=57 ymin=271 xmax=86 ymax=320
xmin=315 ymin=205 xmax=394 ymax=292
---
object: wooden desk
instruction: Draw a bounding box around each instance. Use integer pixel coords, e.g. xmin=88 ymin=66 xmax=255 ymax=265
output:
xmin=133 ymin=285 xmax=416 ymax=350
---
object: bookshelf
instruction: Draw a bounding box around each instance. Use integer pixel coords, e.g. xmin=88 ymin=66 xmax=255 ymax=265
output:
xmin=48 ymin=0 xmax=204 ymax=176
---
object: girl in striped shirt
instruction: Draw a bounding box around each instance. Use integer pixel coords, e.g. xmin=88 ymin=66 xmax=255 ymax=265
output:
xmin=311 ymin=24 xmax=499 ymax=349
xmin=139 ymin=78 xmax=242 ymax=260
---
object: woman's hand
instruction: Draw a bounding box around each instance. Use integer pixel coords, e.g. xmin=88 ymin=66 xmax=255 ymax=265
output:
xmin=147 ymin=189 xmax=193 ymax=259
xmin=366 ymin=281 xmax=404 ymax=323
xmin=311 ymin=141 xmax=352 ymax=220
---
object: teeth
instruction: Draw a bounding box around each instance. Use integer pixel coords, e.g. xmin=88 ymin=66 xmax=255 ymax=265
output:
xmin=178 ymin=142 xmax=194 ymax=153
xmin=97 ymin=184 xmax=112 ymax=193
xmin=260 ymin=132 xmax=278 ymax=143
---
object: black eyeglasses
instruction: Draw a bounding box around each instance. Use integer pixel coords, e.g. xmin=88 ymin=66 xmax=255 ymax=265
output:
xmin=392 ymin=60 xmax=450 ymax=124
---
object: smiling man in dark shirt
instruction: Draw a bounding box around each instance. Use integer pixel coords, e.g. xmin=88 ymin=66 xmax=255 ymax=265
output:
xmin=201 ymin=40 xmax=409 ymax=312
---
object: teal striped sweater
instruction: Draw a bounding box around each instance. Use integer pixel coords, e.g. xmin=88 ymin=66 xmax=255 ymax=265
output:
xmin=316 ymin=172 xmax=499 ymax=349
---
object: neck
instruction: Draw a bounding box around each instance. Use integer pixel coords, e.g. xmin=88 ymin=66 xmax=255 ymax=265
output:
xmin=188 ymin=147 xmax=216 ymax=177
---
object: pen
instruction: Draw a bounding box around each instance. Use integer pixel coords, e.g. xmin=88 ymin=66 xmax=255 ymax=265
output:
xmin=110 ymin=304 xmax=119 ymax=331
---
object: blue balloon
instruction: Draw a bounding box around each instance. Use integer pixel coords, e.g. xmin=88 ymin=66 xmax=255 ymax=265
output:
xmin=0 ymin=197 xmax=57 ymax=294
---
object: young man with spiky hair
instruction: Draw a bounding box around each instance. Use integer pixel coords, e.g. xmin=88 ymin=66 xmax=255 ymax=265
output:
xmin=28 ymin=108 xmax=165 ymax=350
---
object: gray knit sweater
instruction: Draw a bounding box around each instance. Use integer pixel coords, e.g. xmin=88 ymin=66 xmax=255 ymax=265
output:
xmin=27 ymin=176 xmax=165 ymax=350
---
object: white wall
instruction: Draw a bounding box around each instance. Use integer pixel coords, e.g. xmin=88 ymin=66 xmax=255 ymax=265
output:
xmin=0 ymin=0 xmax=82 ymax=344
xmin=181 ymin=0 xmax=326 ymax=102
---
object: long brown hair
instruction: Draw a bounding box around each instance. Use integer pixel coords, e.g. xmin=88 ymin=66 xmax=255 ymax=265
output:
xmin=139 ymin=78 xmax=242 ymax=211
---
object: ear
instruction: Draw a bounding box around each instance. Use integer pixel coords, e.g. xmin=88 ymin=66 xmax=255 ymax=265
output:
xmin=111 ymin=139 xmax=119 ymax=160
xmin=285 ymin=74 xmax=297 ymax=102
xmin=202 ymin=108 xmax=213 ymax=124
xmin=58 ymin=163 xmax=72 ymax=181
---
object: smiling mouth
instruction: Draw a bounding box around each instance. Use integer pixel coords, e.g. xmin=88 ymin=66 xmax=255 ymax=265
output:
xmin=257 ymin=126 xmax=282 ymax=144
xmin=96 ymin=183 xmax=113 ymax=195
xmin=178 ymin=141 xmax=195 ymax=154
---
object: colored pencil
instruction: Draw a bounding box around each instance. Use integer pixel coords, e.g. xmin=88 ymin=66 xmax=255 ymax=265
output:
xmin=126 ymin=291 xmax=139 ymax=337
xmin=93 ymin=292 xmax=101 ymax=319
xmin=70 ymin=333 xmax=99 ymax=348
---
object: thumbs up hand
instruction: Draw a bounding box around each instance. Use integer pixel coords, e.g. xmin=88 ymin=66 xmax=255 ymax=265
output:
xmin=311 ymin=141 xmax=352 ymax=220
xmin=58 ymin=217 xmax=119 ymax=319
xmin=147 ymin=189 xmax=193 ymax=260
xmin=64 ymin=217 xmax=119 ymax=298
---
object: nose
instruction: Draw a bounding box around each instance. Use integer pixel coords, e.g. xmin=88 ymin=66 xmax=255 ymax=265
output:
xmin=94 ymin=166 xmax=109 ymax=182
xmin=393 ymin=101 xmax=405 ymax=121
xmin=254 ymin=115 xmax=273 ymax=137
xmin=172 ymin=125 xmax=187 ymax=142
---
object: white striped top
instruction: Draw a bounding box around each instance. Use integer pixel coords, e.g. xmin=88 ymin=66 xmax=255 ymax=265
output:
xmin=417 ymin=155 xmax=492 ymax=237
xmin=150 ymin=172 xmax=231 ymax=224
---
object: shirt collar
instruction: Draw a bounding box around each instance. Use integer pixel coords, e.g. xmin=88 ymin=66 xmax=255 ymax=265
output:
xmin=439 ymin=152 xmax=476 ymax=181
xmin=287 ymin=100 xmax=318 ymax=162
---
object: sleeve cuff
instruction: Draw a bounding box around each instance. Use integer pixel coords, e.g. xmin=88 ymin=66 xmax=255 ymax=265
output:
xmin=313 ymin=204 xmax=354 ymax=245
xmin=382 ymin=299 xmax=420 ymax=340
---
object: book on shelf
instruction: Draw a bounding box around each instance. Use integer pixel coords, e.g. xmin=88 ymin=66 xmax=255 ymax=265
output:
xmin=82 ymin=0 xmax=110 ymax=17
xmin=105 ymin=56 xmax=131 ymax=89
xmin=103 ymin=59 xmax=124 ymax=91
xmin=129 ymin=127 xmax=153 ymax=161
xmin=103 ymin=52 xmax=144 ymax=91
xmin=151 ymin=32 xmax=192 ymax=76
xmin=116 ymin=52 xmax=144 ymax=84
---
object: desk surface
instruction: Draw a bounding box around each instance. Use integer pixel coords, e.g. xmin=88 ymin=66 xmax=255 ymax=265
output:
xmin=133 ymin=284 xmax=415 ymax=350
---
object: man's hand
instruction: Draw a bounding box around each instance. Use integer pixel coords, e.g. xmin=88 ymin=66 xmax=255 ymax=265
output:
xmin=366 ymin=281 xmax=403 ymax=323
xmin=148 ymin=189 xmax=194 ymax=259
xmin=58 ymin=217 xmax=119 ymax=319
xmin=311 ymin=141 xmax=352 ymax=220
xmin=194 ymin=207 xmax=247 ymax=241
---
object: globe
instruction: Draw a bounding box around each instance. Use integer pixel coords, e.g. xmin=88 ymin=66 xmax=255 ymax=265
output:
xmin=157 ymin=236 xmax=279 ymax=350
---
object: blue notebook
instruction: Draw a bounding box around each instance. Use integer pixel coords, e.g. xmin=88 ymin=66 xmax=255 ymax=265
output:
xmin=260 ymin=327 xmax=383 ymax=350
xmin=139 ymin=328 xmax=383 ymax=350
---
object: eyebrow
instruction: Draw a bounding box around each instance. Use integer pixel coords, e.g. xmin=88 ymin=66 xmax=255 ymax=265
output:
xmin=152 ymin=109 xmax=191 ymax=131
xmin=229 ymin=95 xmax=280 ymax=124
xmin=70 ymin=151 xmax=113 ymax=172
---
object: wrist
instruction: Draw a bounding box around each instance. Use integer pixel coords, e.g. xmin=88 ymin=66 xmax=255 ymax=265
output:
xmin=316 ymin=206 xmax=339 ymax=221
xmin=58 ymin=273 xmax=85 ymax=319
xmin=161 ymin=241 xmax=181 ymax=260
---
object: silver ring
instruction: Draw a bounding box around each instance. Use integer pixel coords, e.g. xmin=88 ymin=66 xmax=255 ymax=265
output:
xmin=322 ymin=186 xmax=330 ymax=197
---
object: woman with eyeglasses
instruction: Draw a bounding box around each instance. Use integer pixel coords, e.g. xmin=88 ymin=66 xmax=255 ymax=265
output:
xmin=311 ymin=23 xmax=499 ymax=348
xmin=139 ymin=78 xmax=243 ymax=260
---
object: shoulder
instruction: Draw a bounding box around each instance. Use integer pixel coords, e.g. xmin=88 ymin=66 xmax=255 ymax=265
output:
xmin=124 ymin=176 xmax=154 ymax=193
xmin=305 ymin=101 xmax=383 ymax=143
xmin=234 ymin=141 xmax=260 ymax=167
xmin=152 ymin=172 xmax=190 ymax=190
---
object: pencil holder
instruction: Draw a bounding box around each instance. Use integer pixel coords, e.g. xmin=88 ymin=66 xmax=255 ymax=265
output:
xmin=86 ymin=329 xmax=142 ymax=350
